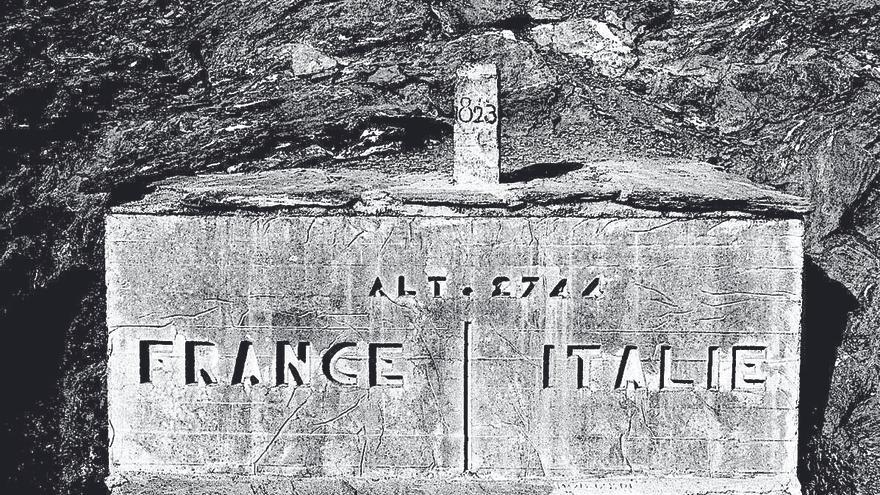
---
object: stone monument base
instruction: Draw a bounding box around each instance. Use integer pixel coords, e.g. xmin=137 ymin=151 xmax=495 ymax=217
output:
xmin=109 ymin=473 xmax=800 ymax=495
xmin=106 ymin=163 xmax=809 ymax=495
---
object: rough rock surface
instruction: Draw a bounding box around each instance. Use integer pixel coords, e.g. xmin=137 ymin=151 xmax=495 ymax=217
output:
xmin=531 ymin=19 xmax=637 ymax=78
xmin=2 ymin=1 xmax=880 ymax=494
xmin=284 ymin=43 xmax=339 ymax=78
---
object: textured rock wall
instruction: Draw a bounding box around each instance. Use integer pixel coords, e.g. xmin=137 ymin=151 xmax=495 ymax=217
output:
xmin=2 ymin=0 xmax=880 ymax=494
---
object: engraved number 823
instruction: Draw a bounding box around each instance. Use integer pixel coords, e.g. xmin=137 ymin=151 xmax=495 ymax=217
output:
xmin=456 ymin=97 xmax=498 ymax=124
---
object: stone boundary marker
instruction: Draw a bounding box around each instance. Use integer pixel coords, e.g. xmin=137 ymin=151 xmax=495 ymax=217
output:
xmin=453 ymin=64 xmax=500 ymax=185
xmin=105 ymin=157 xmax=808 ymax=495
xmin=106 ymin=64 xmax=811 ymax=495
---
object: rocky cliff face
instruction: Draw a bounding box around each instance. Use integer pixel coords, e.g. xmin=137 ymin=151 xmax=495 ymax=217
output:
xmin=2 ymin=0 xmax=880 ymax=493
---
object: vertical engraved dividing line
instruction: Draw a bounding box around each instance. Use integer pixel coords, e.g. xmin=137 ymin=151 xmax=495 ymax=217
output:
xmin=463 ymin=320 xmax=470 ymax=472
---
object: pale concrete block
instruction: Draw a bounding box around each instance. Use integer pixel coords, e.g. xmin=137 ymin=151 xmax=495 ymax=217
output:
xmin=106 ymin=161 xmax=807 ymax=494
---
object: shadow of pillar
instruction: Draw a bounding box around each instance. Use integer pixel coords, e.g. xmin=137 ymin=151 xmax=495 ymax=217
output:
xmin=797 ymin=257 xmax=859 ymax=492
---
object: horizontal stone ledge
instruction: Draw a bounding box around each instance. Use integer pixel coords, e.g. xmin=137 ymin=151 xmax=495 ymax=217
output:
xmin=110 ymin=159 xmax=810 ymax=218
xmin=108 ymin=473 xmax=801 ymax=495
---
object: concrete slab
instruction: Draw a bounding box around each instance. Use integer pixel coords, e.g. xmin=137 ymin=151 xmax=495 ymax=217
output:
xmin=106 ymin=160 xmax=806 ymax=493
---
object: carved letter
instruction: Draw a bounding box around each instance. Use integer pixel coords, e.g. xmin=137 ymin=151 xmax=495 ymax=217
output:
xmin=368 ymin=343 xmax=404 ymax=387
xmin=659 ymin=345 xmax=694 ymax=389
xmin=732 ymin=345 xmax=767 ymax=390
xmin=542 ymin=344 xmax=554 ymax=388
xmin=230 ymin=341 xmax=263 ymax=385
xmin=491 ymin=276 xmax=511 ymax=297
xmin=520 ymin=276 xmax=539 ymax=298
xmin=322 ymin=342 xmax=358 ymax=385
xmin=368 ymin=277 xmax=385 ymax=297
xmin=567 ymin=344 xmax=602 ymax=389
xmin=185 ymin=341 xmax=218 ymax=385
xmin=614 ymin=345 xmax=645 ymax=389
xmin=706 ymin=346 xmax=720 ymax=390
xmin=427 ymin=276 xmax=447 ymax=297
xmin=549 ymin=279 xmax=568 ymax=298
xmin=582 ymin=277 xmax=601 ymax=297
xmin=397 ymin=275 xmax=416 ymax=296
xmin=139 ymin=340 xmax=172 ymax=383
xmin=276 ymin=341 xmax=312 ymax=386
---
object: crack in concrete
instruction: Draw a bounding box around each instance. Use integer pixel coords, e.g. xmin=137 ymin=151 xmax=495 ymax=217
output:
xmin=357 ymin=425 xmax=368 ymax=476
xmin=619 ymin=404 xmax=637 ymax=473
xmin=159 ymin=306 xmax=219 ymax=320
xmin=701 ymin=289 xmax=797 ymax=298
xmin=379 ymin=225 xmax=396 ymax=253
xmin=490 ymin=326 xmax=540 ymax=369
xmin=413 ymin=332 xmax=449 ymax=433
xmin=303 ymin=218 xmax=316 ymax=245
xmin=633 ymin=282 xmax=679 ymax=307
xmin=252 ymin=389 xmax=312 ymax=475
xmin=700 ymin=299 xmax=750 ymax=308
xmin=373 ymin=408 xmax=386 ymax=455
xmin=311 ymin=392 xmax=368 ymax=428
xmin=345 ymin=228 xmax=366 ymax=247
xmin=629 ymin=219 xmax=680 ymax=233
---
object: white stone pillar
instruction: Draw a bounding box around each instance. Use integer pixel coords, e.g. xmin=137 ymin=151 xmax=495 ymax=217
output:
xmin=453 ymin=64 xmax=500 ymax=185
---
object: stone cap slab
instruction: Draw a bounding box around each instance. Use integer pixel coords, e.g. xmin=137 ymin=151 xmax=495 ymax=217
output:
xmin=113 ymin=158 xmax=810 ymax=218
xmin=108 ymin=473 xmax=801 ymax=495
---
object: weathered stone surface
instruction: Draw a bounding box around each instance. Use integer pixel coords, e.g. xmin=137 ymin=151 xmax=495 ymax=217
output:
xmin=105 ymin=161 xmax=805 ymax=492
xmin=465 ymin=218 xmax=801 ymax=478
xmin=434 ymin=30 xmax=557 ymax=107
xmin=811 ymin=233 xmax=880 ymax=298
xmin=113 ymin=159 xmax=809 ymax=217
xmin=713 ymin=83 xmax=760 ymax=135
xmin=107 ymin=215 xmax=466 ymax=476
xmin=106 ymin=211 xmax=803 ymax=491
xmin=367 ymin=65 xmax=406 ymax=87
xmin=284 ymin=43 xmax=339 ymax=78
xmin=110 ymin=472 xmax=801 ymax=495
xmin=531 ymin=19 xmax=637 ymax=78
xmin=527 ymin=0 xmax=564 ymax=22
xmin=432 ymin=0 xmax=530 ymax=32
xmin=799 ymin=133 xmax=880 ymax=249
